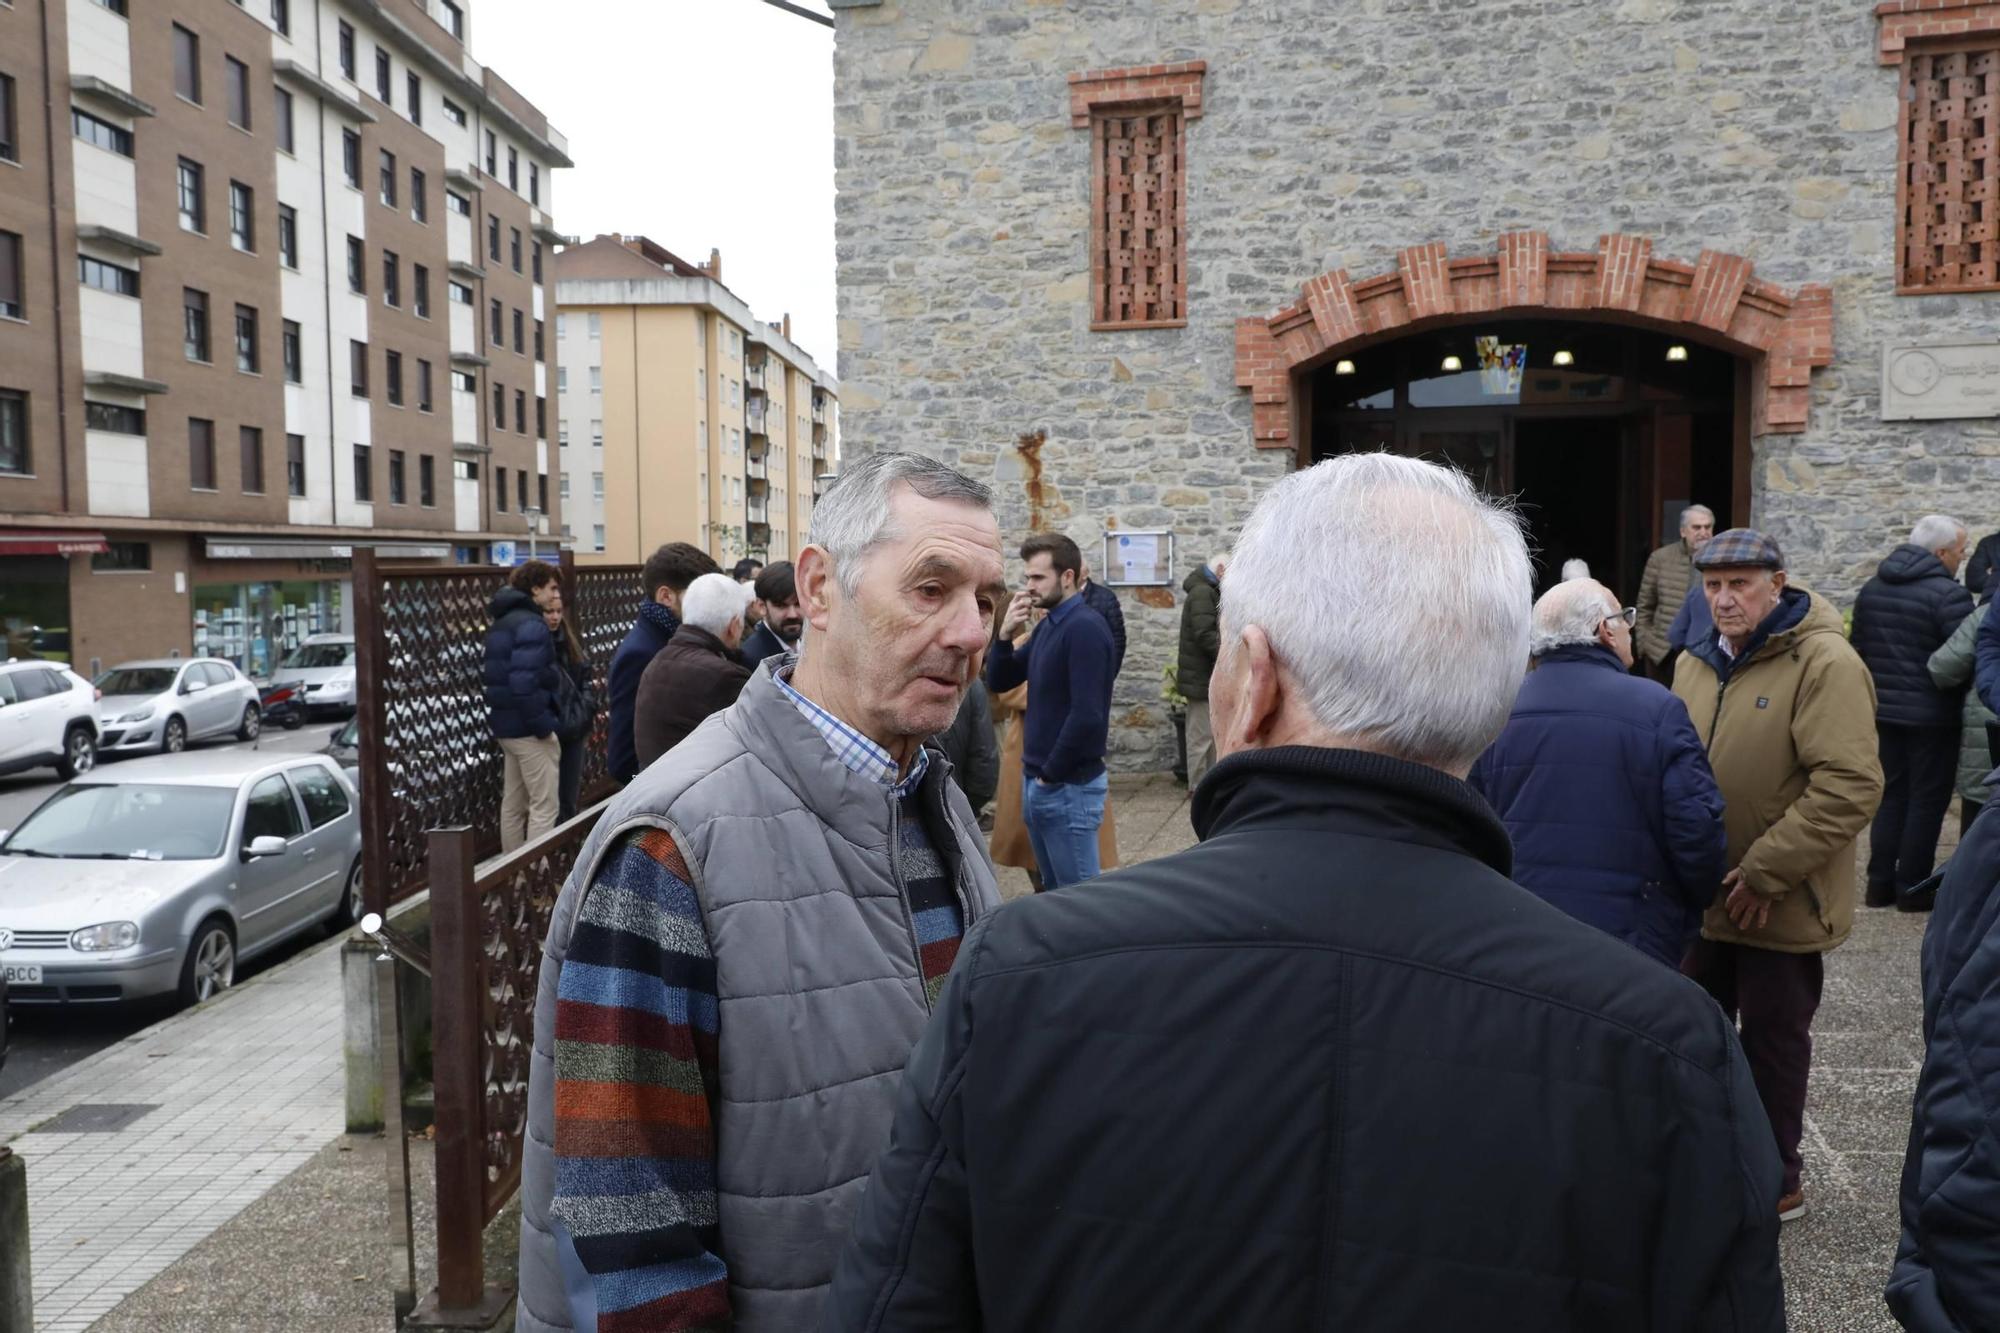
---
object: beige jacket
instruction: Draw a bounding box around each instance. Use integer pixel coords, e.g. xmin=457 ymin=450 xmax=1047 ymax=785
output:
xmin=1636 ymin=539 xmax=1696 ymax=666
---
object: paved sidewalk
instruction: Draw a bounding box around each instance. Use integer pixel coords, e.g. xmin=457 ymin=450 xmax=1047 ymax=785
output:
xmin=0 ymin=929 xmax=346 ymax=1332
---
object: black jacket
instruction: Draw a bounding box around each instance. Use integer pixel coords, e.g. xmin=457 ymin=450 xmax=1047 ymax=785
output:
xmin=1965 ymin=531 xmax=2000 ymax=599
xmin=934 ymin=679 xmax=999 ymax=812
xmin=631 ymin=624 xmax=751 ymax=770
xmin=824 ymin=747 xmax=1785 ymax=1332
xmin=739 ymin=620 xmax=792 ymax=667
xmin=1852 ymin=544 xmax=1975 ymax=729
xmin=1889 ymin=809 xmax=2000 ymax=1330
xmin=482 ymin=587 xmax=558 ymax=740
xmin=1080 ymin=578 xmax=1126 ymax=678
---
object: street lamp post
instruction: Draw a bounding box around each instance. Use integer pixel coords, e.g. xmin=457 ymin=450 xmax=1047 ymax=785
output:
xmin=522 ymin=506 xmax=542 ymax=562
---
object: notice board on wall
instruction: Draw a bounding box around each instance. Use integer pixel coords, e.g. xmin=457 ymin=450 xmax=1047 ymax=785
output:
xmin=1103 ymin=530 xmax=1175 ymax=586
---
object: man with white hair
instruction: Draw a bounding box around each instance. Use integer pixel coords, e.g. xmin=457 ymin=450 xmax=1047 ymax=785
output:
xmin=516 ymin=453 xmax=1007 ymax=1333
xmin=631 ymin=571 xmax=755 ymax=768
xmin=1638 ymin=503 xmax=1716 ymax=679
xmin=1851 ymin=514 xmax=1974 ymax=911
xmin=825 ymin=453 xmax=1785 ymax=1332
xmin=1470 ymin=578 xmax=1727 ymax=968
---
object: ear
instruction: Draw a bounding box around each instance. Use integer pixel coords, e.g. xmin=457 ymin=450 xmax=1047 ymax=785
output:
xmin=1223 ymin=625 xmax=1285 ymax=750
xmin=796 ymin=545 xmax=837 ymax=633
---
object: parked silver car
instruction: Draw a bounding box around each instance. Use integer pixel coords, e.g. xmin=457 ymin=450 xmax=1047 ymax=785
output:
xmin=0 ymin=752 xmax=363 ymax=1006
xmin=269 ymin=634 xmax=357 ymax=716
xmin=93 ymin=659 xmax=262 ymax=755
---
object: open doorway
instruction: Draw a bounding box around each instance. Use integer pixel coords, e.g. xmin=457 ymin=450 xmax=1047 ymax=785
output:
xmin=1513 ymin=417 xmax=1625 ymax=594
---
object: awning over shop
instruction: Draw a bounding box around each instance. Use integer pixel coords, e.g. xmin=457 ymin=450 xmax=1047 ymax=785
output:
xmin=203 ymin=538 xmax=451 ymax=561
xmin=0 ymin=529 xmax=110 ymax=556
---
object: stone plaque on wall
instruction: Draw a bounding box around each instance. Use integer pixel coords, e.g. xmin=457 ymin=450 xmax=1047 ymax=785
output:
xmin=1882 ymin=342 xmax=2000 ymax=420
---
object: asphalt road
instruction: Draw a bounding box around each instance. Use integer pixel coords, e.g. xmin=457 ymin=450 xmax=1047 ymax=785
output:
xmin=0 ymin=716 xmax=348 ymax=1099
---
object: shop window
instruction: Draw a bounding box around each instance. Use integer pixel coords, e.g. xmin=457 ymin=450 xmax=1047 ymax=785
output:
xmin=193 ymin=580 xmax=341 ymax=677
xmin=91 ymin=542 xmax=151 ymax=572
xmin=1900 ymin=47 xmax=2000 ymax=291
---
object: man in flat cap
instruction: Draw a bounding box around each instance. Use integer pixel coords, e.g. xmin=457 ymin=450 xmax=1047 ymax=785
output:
xmin=1672 ymin=528 xmax=1884 ymax=1224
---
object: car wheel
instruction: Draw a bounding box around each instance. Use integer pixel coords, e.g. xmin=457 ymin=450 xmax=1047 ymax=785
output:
xmin=282 ymin=711 xmax=304 ymax=731
xmin=177 ymin=919 xmax=235 ymax=1006
xmin=236 ymin=703 xmax=262 ymax=742
xmin=55 ymin=725 xmax=97 ymax=779
xmin=331 ymin=859 xmax=364 ymax=928
xmin=162 ymin=716 xmax=187 ymax=754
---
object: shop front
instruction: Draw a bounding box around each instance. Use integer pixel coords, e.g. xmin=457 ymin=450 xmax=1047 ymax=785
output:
xmin=192 ymin=538 xmax=448 ymax=678
xmin=0 ymin=529 xmax=108 ymax=662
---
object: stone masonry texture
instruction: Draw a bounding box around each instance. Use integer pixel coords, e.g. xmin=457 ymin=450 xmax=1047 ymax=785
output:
xmin=832 ymin=0 xmax=1998 ymax=770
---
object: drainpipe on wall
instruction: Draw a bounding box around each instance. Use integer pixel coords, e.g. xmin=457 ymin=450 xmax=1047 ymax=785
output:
xmin=37 ymin=0 xmax=74 ymax=514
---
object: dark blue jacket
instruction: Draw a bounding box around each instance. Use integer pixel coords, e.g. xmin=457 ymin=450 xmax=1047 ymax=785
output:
xmin=1081 ymin=578 xmax=1126 ymax=678
xmin=1852 ymin=544 xmax=1973 ymax=729
xmin=606 ymin=605 xmax=677 ymax=781
xmin=1668 ymin=577 xmax=1715 ymax=655
xmin=985 ymin=594 xmax=1115 ymax=784
xmin=1469 ymin=644 xmax=1727 ymax=967
xmin=1889 ymin=806 xmax=2000 ymax=1330
xmin=1971 ymin=585 xmax=2000 ymax=720
xmin=483 ymin=587 xmax=559 ymax=740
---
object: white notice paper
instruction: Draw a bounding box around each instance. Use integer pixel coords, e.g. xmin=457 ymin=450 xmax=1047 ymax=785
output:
xmin=1117 ymin=534 xmax=1159 ymax=583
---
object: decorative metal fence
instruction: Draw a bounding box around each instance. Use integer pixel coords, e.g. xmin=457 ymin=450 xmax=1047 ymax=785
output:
xmin=352 ymin=549 xmax=642 ymax=914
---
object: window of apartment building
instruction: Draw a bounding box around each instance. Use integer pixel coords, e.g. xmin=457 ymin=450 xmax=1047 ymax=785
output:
xmin=519 ymin=470 xmax=529 ymax=511
xmin=495 ymin=465 xmax=507 ymax=511
xmin=419 ymin=453 xmax=435 ymax=506
xmin=441 ymin=0 xmax=464 ymax=38
xmin=450 ymin=368 xmax=475 ymax=392
xmin=78 ymin=255 xmax=139 ymax=297
xmin=410 ymin=168 xmax=427 ymax=223
xmin=85 ymin=401 xmax=145 ymax=434
xmin=591 ymin=418 xmax=602 ymax=447
xmin=556 ymin=313 xmax=566 ymax=339
xmin=442 ymin=96 xmax=465 ymax=127
xmin=510 ymin=227 xmax=521 ymax=274
xmin=274 ymin=87 xmax=294 ymax=153
xmin=413 ymin=263 xmax=430 ymax=318
xmin=453 ymin=458 xmax=476 ymax=482
xmin=591 ymin=471 xmax=604 ymax=501
xmin=229 ymin=181 xmax=254 ymax=251
xmin=382 ymin=250 xmax=399 ymax=307
xmin=234 ymin=304 xmax=259 ymax=373
xmin=337 ymin=21 xmax=355 ymax=80
xmin=240 ymin=425 xmax=264 ymax=493
xmin=341 ymin=129 xmax=360 ymax=187
xmin=386 ymin=349 xmax=403 ymax=405
xmin=353 ymin=443 xmax=372 ymax=501
xmin=91 ymin=541 xmax=150 ymax=573
xmin=188 ymin=418 xmax=216 ymax=489
xmin=512 ymin=308 xmax=523 ymax=354
xmin=374 ymin=48 xmax=391 ymax=105
xmin=492 ymin=381 xmax=503 ymax=421
xmin=558 ymin=423 xmax=568 ymax=447
xmin=406 ymin=72 xmax=422 ymax=125
xmin=271 ymin=0 xmax=289 ymax=38
xmin=448 ymin=280 xmax=472 ymax=306
xmin=277 ymin=204 xmax=297 ymax=268
xmin=350 ymin=339 xmax=368 ymax=395
xmin=379 ymin=149 xmax=396 ymax=207
xmin=695 ymin=367 xmax=704 ymax=399
xmin=514 ymin=389 xmax=525 ymax=433
xmin=487 ymin=214 xmax=500 ymax=262
xmin=534 ymin=319 xmax=544 ymax=361
xmin=182 ymin=288 xmax=210 ymax=361
xmin=537 ymin=472 xmax=547 ymax=513
xmin=346 ymin=236 xmax=364 ymax=293
xmin=92 ymin=0 xmax=130 ymax=13
xmin=484 ymin=129 xmax=496 ymax=175
xmin=489 ymin=298 xmax=502 ymax=342
xmin=558 ymin=473 xmax=569 ymax=500
xmin=729 ymin=378 xmax=740 ymax=408
xmin=588 ymin=312 xmax=601 ymax=339
xmin=530 ymin=163 xmax=540 ymax=208
xmin=727 ymin=328 xmax=739 ymax=356
xmin=535 ymin=394 xmax=546 ymax=437
xmin=417 ymin=358 xmax=433 ymax=411
xmin=592 ymin=523 xmax=605 ymax=550
xmin=388 ymin=449 xmax=405 ymax=503
xmin=282 ymin=319 xmax=301 ymax=383
xmin=589 ymin=365 xmax=601 ymax=394
xmin=446 ymin=190 xmax=469 ymax=217
xmin=71 ymin=108 xmax=134 ymax=157
xmin=507 ymin=146 xmax=518 ymax=192
xmin=225 ymin=56 xmax=250 ymax=129
xmin=0 ymin=390 xmax=25 ymax=474
xmin=286 ymin=433 xmax=305 ymax=496
xmin=694 ymin=318 xmax=704 ymax=348
xmin=532 ymin=241 xmax=543 ymax=284
xmin=173 ymin=25 xmax=201 ymax=104
xmin=177 ymin=158 xmax=205 ymax=232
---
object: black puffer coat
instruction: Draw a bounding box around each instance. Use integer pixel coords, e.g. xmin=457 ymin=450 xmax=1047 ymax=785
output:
xmin=482 ymin=587 xmax=559 ymax=740
xmin=1852 ymin=544 xmax=1975 ymax=729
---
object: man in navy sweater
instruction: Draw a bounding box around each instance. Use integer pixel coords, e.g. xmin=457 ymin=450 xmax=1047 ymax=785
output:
xmin=987 ymin=532 xmax=1117 ymax=889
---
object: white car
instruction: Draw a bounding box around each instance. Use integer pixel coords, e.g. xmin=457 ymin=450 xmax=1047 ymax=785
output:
xmin=0 ymin=660 xmax=98 ymax=780
xmin=268 ymin=635 xmax=357 ymax=716
xmin=94 ymin=659 xmax=262 ymax=756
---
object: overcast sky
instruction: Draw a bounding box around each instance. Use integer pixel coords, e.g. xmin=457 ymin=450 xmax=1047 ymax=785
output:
xmin=472 ymin=0 xmax=839 ymax=369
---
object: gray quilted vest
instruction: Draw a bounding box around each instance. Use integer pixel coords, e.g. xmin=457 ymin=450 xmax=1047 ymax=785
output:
xmin=515 ymin=660 xmax=1002 ymax=1332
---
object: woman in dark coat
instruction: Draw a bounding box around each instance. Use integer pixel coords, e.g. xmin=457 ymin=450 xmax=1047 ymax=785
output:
xmin=543 ymin=594 xmax=594 ymax=822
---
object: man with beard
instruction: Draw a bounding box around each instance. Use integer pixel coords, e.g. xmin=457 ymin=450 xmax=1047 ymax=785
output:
xmin=740 ymin=560 xmax=803 ymax=665
xmin=985 ymin=532 xmax=1118 ymax=889
xmin=516 ymin=452 xmax=1006 ymax=1333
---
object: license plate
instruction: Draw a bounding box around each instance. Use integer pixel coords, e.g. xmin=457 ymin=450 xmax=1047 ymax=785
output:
xmin=3 ymin=965 xmax=41 ymax=985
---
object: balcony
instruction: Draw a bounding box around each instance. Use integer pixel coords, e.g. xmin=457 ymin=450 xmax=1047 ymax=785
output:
xmin=747 ymin=495 xmax=768 ymax=524
xmin=746 ymin=452 xmax=767 ymax=481
xmin=811 ymin=393 xmax=827 ymax=424
xmin=746 ymin=398 xmax=767 ymax=436
xmin=811 ymin=434 xmax=826 ymax=461
xmin=744 ymin=361 xmax=767 ymax=394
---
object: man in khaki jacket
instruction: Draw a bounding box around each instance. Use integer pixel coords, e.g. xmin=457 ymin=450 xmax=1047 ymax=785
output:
xmin=1673 ymin=528 xmax=1884 ymax=1224
xmin=1637 ymin=503 xmax=1715 ymax=679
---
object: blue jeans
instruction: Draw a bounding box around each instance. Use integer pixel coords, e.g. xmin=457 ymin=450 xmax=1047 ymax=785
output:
xmin=1022 ymin=772 xmax=1108 ymax=890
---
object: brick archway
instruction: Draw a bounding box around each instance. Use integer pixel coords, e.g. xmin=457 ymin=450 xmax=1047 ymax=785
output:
xmin=1234 ymin=233 xmax=1833 ymax=450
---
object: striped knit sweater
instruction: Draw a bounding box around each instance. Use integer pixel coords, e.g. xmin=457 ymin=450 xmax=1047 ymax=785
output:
xmin=550 ymin=808 xmax=963 ymax=1330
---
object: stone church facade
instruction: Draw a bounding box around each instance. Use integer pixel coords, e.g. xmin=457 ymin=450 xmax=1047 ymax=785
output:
xmin=830 ymin=0 xmax=2000 ymax=769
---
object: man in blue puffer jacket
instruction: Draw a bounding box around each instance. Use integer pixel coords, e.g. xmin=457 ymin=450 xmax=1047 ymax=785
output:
xmin=485 ymin=560 xmax=562 ymax=851
xmin=1471 ymin=577 xmax=1728 ymax=967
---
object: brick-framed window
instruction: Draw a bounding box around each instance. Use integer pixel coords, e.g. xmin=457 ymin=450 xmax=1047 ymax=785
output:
xmin=1069 ymin=61 xmax=1205 ymax=331
xmin=1879 ymin=4 xmax=2000 ymax=292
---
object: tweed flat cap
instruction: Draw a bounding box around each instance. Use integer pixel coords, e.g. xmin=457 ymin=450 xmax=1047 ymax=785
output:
xmin=1694 ymin=528 xmax=1785 ymax=570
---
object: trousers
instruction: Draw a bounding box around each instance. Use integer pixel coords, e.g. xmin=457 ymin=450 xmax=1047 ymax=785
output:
xmin=499 ymin=734 xmax=561 ymax=852
xmin=1868 ymin=723 xmax=1960 ymax=896
xmin=1022 ymin=772 xmax=1108 ymax=890
xmin=1685 ymin=939 xmax=1823 ymax=1196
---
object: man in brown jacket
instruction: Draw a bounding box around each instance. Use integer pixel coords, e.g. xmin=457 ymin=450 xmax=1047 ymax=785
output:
xmin=1673 ymin=528 xmax=1884 ymax=1224
xmin=1637 ymin=503 xmax=1715 ymax=679
xmin=632 ymin=572 xmax=754 ymax=770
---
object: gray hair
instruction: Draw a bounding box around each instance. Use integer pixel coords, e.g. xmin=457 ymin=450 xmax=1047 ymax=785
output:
xmin=1531 ymin=579 xmax=1618 ymax=657
xmin=1680 ymin=505 xmax=1715 ymax=530
xmin=1910 ymin=513 xmax=1966 ymax=552
xmin=679 ymin=572 xmax=753 ymax=637
xmin=1221 ymin=452 xmax=1532 ymax=772
xmin=1559 ymin=558 xmax=1591 ymax=582
xmin=806 ymin=452 xmax=992 ymax=595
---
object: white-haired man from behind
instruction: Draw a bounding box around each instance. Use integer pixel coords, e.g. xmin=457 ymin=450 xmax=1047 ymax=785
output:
xmin=516 ymin=452 xmax=1008 ymax=1333
xmin=824 ymin=452 xmax=1784 ymax=1333
xmin=630 ymin=572 xmax=755 ymax=769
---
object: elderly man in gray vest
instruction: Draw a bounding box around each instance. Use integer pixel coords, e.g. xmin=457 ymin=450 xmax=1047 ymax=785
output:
xmin=515 ymin=452 xmax=1007 ymax=1333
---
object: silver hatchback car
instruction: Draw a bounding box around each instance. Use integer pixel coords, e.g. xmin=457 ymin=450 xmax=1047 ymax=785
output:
xmin=0 ymin=751 xmax=363 ymax=1007
xmin=93 ymin=658 xmax=263 ymax=756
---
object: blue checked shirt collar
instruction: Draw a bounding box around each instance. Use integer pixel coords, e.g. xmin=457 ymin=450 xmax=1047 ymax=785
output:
xmin=774 ymin=665 xmax=930 ymax=798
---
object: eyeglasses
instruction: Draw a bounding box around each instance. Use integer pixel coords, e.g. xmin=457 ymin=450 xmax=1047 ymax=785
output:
xmin=1604 ymin=606 xmax=1637 ymax=629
